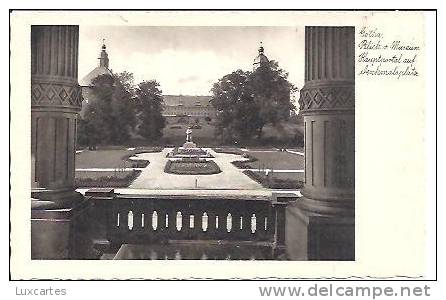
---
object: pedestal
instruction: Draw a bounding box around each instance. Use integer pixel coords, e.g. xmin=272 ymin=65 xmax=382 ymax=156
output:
xmin=286 ymin=201 xmax=354 ymax=260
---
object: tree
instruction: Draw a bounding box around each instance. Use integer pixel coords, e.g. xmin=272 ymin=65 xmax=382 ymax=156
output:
xmin=135 ymin=80 xmax=166 ymax=142
xmin=109 ymin=72 xmax=137 ymax=143
xmin=210 ymin=70 xmax=259 ymax=143
xmin=210 ymin=61 xmax=296 ymax=143
xmin=77 ymin=72 xmax=137 ymax=147
xmin=247 ymin=60 xmax=296 ymax=139
xmin=79 ymin=74 xmax=115 ymax=147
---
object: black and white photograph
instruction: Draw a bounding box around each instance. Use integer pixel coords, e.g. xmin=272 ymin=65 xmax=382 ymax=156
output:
xmin=8 ymin=9 xmax=437 ymax=284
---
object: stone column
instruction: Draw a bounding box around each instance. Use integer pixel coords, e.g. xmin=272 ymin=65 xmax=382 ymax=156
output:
xmin=286 ymin=27 xmax=355 ymax=260
xmin=31 ymin=25 xmax=83 ymax=208
xmin=31 ymin=26 xmax=85 ymax=259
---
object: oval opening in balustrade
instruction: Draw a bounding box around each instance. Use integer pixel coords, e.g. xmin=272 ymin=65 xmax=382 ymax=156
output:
xmin=152 ymin=211 xmax=158 ymax=230
xmin=190 ymin=215 xmax=195 ymax=229
xmin=215 ymin=216 xmax=219 ymax=229
xmin=240 ymin=216 xmax=243 ymax=230
xmin=226 ymin=213 xmax=232 ymax=232
xmin=176 ymin=212 xmax=182 ymax=231
xmin=202 ymin=212 xmax=208 ymax=232
xmin=165 ymin=213 xmax=169 ymax=228
xmin=128 ymin=211 xmax=134 ymax=231
xmin=251 ymin=214 xmax=256 ymax=233
xmin=116 ymin=213 xmax=120 ymax=227
xmin=141 ymin=213 xmax=145 ymax=228
xmin=264 ymin=217 xmax=268 ymax=231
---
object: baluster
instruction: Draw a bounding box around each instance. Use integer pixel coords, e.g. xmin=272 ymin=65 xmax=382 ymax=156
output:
xmin=144 ymin=209 xmax=153 ymax=233
xmin=206 ymin=212 xmax=216 ymax=239
xmin=157 ymin=210 xmax=166 ymax=235
xmin=240 ymin=213 xmax=252 ymax=239
xmin=194 ymin=209 xmax=203 ymax=239
xmin=230 ymin=211 xmax=240 ymax=240
xmin=215 ymin=212 xmax=227 ymax=240
xmin=265 ymin=211 xmax=275 ymax=241
xmin=167 ymin=209 xmax=177 ymax=239
xmin=132 ymin=202 xmax=143 ymax=233
xmin=181 ymin=210 xmax=191 ymax=239
xmin=255 ymin=213 xmax=267 ymax=241
xmin=121 ymin=208 xmax=129 ymax=232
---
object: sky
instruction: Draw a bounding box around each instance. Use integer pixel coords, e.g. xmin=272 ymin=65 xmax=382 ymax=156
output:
xmin=78 ymin=26 xmax=305 ymax=97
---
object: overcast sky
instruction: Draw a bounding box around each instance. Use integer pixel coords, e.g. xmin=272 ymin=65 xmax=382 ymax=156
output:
xmin=78 ymin=26 xmax=305 ymax=96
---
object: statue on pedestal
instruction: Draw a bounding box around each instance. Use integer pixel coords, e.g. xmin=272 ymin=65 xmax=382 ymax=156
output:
xmin=186 ymin=127 xmax=192 ymax=143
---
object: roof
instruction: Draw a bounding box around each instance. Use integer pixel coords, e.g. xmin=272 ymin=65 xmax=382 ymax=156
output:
xmin=163 ymin=95 xmax=212 ymax=107
xmin=79 ymin=66 xmax=113 ymax=87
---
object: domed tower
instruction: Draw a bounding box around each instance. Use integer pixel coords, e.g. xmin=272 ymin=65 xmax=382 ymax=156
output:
xmin=98 ymin=40 xmax=109 ymax=68
xmin=253 ymin=42 xmax=269 ymax=71
xmin=79 ymin=40 xmax=113 ymax=117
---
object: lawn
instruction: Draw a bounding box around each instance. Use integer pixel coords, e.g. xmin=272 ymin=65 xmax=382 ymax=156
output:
xmin=75 ymin=147 xmax=160 ymax=188
xmin=243 ymin=150 xmax=304 ymax=170
xmin=162 ymin=123 xmax=216 ymax=146
xmin=76 ymin=149 xmax=134 ymax=169
xmin=76 ymin=146 xmax=161 ymax=169
xmin=243 ymin=170 xmax=304 ymax=189
xmin=161 ymin=122 xmax=304 ymax=148
xmin=75 ymin=170 xmax=141 ymax=188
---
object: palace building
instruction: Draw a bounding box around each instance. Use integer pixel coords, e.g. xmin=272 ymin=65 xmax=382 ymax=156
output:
xmin=162 ymin=95 xmax=215 ymax=124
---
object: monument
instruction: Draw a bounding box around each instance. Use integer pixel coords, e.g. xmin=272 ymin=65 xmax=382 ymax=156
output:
xmin=183 ymin=127 xmax=196 ymax=148
xmin=167 ymin=126 xmax=212 ymax=158
xmin=165 ymin=127 xmax=220 ymax=174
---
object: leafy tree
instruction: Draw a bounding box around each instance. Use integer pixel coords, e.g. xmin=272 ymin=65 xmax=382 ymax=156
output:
xmin=247 ymin=60 xmax=296 ymax=139
xmin=77 ymin=72 xmax=137 ymax=147
xmin=211 ymin=70 xmax=257 ymax=143
xmin=79 ymin=74 xmax=115 ymax=147
xmin=135 ymin=80 xmax=166 ymax=142
xmin=109 ymin=72 xmax=137 ymax=143
xmin=211 ymin=61 xmax=296 ymax=143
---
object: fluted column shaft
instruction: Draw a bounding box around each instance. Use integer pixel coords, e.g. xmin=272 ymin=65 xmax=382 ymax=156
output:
xmin=299 ymin=27 xmax=355 ymax=216
xmin=31 ymin=26 xmax=82 ymax=197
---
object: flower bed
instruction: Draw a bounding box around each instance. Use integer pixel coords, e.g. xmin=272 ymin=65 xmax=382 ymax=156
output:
xmin=231 ymin=153 xmax=258 ymax=169
xmin=167 ymin=147 xmax=214 ymax=158
xmin=75 ymin=170 xmax=141 ymax=188
xmin=242 ymin=170 xmax=303 ymax=189
xmin=213 ymin=148 xmax=243 ymax=155
xmin=164 ymin=159 xmax=221 ymax=175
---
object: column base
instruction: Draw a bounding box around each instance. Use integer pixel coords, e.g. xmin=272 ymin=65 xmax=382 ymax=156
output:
xmin=285 ymin=201 xmax=355 ymax=260
xmin=31 ymin=191 xmax=88 ymax=259
xmin=32 ymin=188 xmax=83 ymax=210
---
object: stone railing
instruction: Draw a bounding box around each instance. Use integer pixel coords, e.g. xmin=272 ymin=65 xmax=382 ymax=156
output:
xmin=82 ymin=189 xmax=293 ymax=257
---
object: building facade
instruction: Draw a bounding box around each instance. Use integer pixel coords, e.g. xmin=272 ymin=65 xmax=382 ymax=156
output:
xmin=162 ymin=95 xmax=215 ymax=124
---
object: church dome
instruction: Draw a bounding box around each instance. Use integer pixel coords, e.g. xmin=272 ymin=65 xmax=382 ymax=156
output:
xmin=253 ymin=43 xmax=269 ymax=70
xmin=79 ymin=41 xmax=113 ymax=87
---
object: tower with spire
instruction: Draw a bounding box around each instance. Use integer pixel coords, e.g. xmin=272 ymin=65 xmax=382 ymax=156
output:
xmin=253 ymin=42 xmax=270 ymax=71
xmin=98 ymin=39 xmax=109 ymax=68
xmin=79 ymin=40 xmax=114 ymax=117
xmin=80 ymin=40 xmax=113 ymax=88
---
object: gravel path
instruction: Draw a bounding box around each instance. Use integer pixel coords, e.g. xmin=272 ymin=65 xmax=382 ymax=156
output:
xmin=129 ymin=148 xmax=264 ymax=190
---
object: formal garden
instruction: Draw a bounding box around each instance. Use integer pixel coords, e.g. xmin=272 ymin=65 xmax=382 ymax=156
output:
xmin=75 ymin=146 xmax=304 ymax=190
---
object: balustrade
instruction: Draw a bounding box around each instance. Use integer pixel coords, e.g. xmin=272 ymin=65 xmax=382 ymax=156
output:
xmin=85 ymin=190 xmax=287 ymax=251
